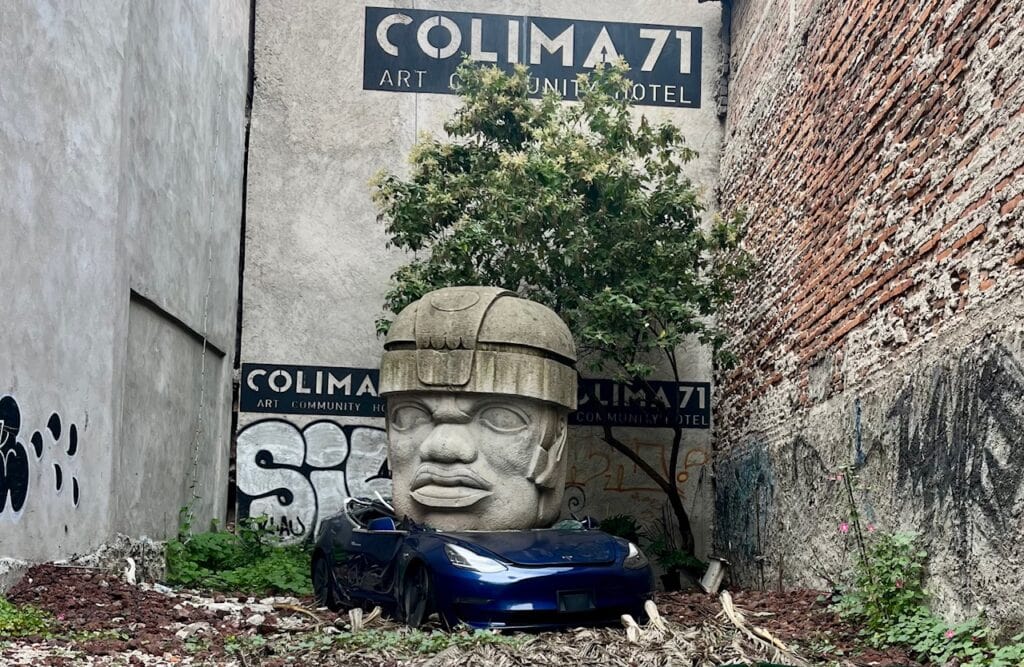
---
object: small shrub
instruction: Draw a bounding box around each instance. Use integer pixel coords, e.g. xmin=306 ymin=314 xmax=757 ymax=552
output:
xmin=166 ymin=516 xmax=311 ymax=595
xmin=598 ymin=514 xmax=643 ymax=544
xmin=829 ymin=471 xmax=1024 ymax=666
xmin=640 ymin=512 xmax=706 ymax=575
xmin=832 ymin=531 xmax=927 ymax=632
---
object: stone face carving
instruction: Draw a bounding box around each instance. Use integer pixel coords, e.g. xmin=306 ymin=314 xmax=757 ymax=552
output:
xmin=380 ymin=286 xmax=577 ymax=530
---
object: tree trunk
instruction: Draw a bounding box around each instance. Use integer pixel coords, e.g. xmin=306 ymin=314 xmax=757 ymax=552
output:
xmin=666 ymin=481 xmax=695 ymax=555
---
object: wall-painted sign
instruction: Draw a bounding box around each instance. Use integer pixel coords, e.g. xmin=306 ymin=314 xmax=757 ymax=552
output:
xmin=240 ymin=363 xmax=386 ymax=418
xmin=575 ymin=379 xmax=711 ymax=429
xmin=241 ymin=363 xmax=710 ymax=429
xmin=363 ymin=7 xmax=702 ymax=109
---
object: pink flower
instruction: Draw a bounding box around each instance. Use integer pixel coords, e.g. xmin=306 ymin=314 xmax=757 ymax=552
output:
xmin=839 ymin=522 xmax=850 ymax=534
xmin=866 ymin=523 xmax=876 ymax=533
xmin=895 ymin=580 xmax=904 ymax=589
xmin=945 ymin=629 xmax=955 ymax=639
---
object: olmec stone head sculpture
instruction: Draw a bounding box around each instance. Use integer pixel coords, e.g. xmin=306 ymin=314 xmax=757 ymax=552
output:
xmin=379 ymin=286 xmax=577 ymax=531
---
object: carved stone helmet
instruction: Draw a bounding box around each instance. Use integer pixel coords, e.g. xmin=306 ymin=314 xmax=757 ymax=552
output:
xmin=379 ymin=286 xmax=577 ymax=410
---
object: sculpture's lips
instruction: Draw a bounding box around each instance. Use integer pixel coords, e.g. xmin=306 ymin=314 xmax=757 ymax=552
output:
xmin=411 ymin=467 xmax=492 ymax=509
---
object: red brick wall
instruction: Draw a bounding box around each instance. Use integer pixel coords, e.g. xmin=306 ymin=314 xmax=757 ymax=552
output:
xmin=713 ymin=0 xmax=1024 ymax=621
xmin=718 ymin=0 xmax=1024 ymax=441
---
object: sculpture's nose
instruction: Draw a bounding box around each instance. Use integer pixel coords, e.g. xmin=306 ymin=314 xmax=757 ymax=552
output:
xmin=418 ymin=423 xmax=478 ymax=464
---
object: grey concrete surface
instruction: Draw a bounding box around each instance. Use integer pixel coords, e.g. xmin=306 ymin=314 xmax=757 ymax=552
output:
xmin=0 ymin=559 xmax=30 ymax=595
xmin=241 ymin=0 xmax=725 ymax=553
xmin=0 ymin=1 xmax=249 ymax=560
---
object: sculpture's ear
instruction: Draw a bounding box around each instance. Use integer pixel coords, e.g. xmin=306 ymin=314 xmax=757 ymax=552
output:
xmin=528 ymin=417 xmax=567 ymax=489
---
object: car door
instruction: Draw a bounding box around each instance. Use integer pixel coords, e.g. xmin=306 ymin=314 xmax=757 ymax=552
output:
xmin=349 ymin=525 xmax=405 ymax=601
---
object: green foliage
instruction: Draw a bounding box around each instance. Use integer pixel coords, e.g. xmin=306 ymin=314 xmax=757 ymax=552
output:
xmin=641 ymin=514 xmax=705 ymax=574
xmin=0 ymin=598 xmax=53 ymax=638
xmin=598 ymin=514 xmax=643 ymax=544
xmin=166 ymin=516 xmax=311 ymax=595
xmin=832 ymin=531 xmax=927 ymax=631
xmin=372 ymin=59 xmax=752 ymax=375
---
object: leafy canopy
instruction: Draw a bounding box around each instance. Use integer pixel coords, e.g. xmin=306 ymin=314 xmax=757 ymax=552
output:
xmin=373 ymin=60 xmax=751 ymax=380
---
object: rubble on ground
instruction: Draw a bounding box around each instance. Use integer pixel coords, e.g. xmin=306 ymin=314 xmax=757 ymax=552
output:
xmin=1 ymin=564 xmax=918 ymax=666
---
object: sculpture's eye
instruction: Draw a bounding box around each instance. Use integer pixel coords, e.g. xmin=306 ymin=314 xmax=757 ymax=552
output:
xmin=478 ymin=406 xmax=528 ymax=433
xmin=390 ymin=404 xmax=432 ymax=431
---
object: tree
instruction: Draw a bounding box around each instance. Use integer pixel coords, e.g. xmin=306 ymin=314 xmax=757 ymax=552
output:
xmin=371 ymin=60 xmax=751 ymax=555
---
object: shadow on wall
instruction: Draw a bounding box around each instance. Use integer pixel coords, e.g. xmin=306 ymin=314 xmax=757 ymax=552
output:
xmin=235 ymin=420 xmax=391 ymax=542
xmin=713 ymin=440 xmax=774 ymax=585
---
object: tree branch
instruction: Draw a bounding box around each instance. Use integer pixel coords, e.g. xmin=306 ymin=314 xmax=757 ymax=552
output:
xmin=600 ymin=423 xmax=672 ymax=496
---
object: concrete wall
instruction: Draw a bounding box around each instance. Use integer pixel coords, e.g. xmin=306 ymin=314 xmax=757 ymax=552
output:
xmin=715 ymin=0 xmax=1024 ymax=625
xmin=0 ymin=1 xmax=249 ymax=559
xmin=241 ymin=0 xmax=725 ymax=554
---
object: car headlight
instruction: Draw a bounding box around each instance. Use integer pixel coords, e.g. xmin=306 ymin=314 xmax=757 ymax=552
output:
xmin=444 ymin=544 xmax=507 ymax=573
xmin=624 ymin=542 xmax=649 ymax=569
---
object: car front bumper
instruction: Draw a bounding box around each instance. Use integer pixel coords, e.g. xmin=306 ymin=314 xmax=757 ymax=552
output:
xmin=432 ymin=562 xmax=654 ymax=630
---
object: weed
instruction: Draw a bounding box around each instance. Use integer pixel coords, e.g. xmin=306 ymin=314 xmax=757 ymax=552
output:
xmin=0 ymin=597 xmax=53 ymax=638
xmin=598 ymin=514 xmax=643 ymax=544
xmin=166 ymin=514 xmax=312 ymax=595
xmin=224 ymin=633 xmax=269 ymax=658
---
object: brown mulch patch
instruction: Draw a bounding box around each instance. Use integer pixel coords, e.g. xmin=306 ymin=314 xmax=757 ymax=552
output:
xmin=658 ymin=588 xmax=920 ymax=666
xmin=5 ymin=564 xmax=333 ymax=663
xmin=3 ymin=564 xmax=923 ymax=666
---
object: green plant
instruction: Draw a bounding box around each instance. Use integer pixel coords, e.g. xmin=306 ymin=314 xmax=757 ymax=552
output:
xmin=641 ymin=510 xmax=706 ymax=576
xmin=832 ymin=531 xmax=927 ymax=631
xmin=829 ymin=470 xmax=1024 ymax=666
xmin=373 ymin=58 xmax=752 ymax=554
xmin=0 ymin=597 xmax=53 ymax=638
xmin=166 ymin=515 xmax=312 ymax=595
xmin=598 ymin=514 xmax=643 ymax=544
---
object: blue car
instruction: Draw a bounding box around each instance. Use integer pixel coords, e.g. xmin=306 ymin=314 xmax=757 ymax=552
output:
xmin=310 ymin=497 xmax=654 ymax=630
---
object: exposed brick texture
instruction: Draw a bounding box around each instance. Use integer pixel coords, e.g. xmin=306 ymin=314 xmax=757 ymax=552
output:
xmin=718 ymin=0 xmax=1024 ymax=440
xmin=713 ymin=0 xmax=1024 ymax=624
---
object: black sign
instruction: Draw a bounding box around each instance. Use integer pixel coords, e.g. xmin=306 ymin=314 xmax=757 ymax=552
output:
xmin=241 ymin=363 xmax=710 ymax=429
xmin=363 ymin=7 xmax=702 ymax=109
xmin=572 ymin=378 xmax=711 ymax=429
xmin=240 ymin=363 xmax=386 ymax=418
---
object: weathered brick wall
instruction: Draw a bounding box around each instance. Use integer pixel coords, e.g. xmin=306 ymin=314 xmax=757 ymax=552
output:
xmin=715 ymin=0 xmax=1024 ymax=624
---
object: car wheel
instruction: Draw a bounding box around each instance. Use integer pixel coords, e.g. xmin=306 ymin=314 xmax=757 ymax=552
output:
xmin=311 ymin=552 xmax=340 ymax=611
xmin=401 ymin=564 xmax=432 ymax=628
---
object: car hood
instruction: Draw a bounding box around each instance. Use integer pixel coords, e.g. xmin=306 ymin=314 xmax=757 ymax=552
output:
xmin=447 ymin=529 xmax=620 ymax=566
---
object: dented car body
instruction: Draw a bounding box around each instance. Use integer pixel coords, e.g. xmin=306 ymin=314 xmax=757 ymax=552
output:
xmin=311 ymin=498 xmax=654 ymax=630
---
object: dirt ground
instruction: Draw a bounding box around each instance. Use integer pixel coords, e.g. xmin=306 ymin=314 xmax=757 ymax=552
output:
xmin=1 ymin=564 xmax=918 ymax=666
